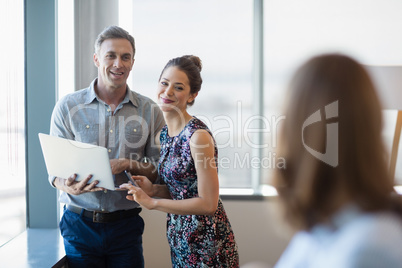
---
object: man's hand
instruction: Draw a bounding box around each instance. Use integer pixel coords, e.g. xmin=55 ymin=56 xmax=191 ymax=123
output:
xmin=110 ymin=158 xmax=158 ymax=183
xmin=110 ymin=158 xmax=129 ymax=175
xmin=54 ymin=174 xmax=103 ymax=195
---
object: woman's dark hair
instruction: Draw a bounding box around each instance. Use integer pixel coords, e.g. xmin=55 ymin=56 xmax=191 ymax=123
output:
xmin=159 ymin=55 xmax=202 ymax=106
xmin=274 ymin=53 xmax=402 ymax=230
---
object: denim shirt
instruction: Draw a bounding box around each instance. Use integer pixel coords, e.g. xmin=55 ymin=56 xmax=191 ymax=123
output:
xmin=49 ymin=78 xmax=165 ymax=212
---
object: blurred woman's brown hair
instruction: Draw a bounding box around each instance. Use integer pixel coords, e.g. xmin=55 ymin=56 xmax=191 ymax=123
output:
xmin=274 ymin=53 xmax=401 ymax=231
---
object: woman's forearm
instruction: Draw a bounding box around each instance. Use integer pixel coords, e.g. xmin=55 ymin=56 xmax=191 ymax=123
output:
xmin=152 ymin=196 xmax=217 ymax=216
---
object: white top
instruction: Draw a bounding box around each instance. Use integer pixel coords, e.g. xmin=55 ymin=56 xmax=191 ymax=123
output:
xmin=275 ymin=205 xmax=402 ymax=268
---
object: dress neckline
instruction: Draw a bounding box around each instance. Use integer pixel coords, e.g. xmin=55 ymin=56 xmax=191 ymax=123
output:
xmin=166 ymin=117 xmax=196 ymax=138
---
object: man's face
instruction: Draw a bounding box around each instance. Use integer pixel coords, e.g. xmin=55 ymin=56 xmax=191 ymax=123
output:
xmin=93 ymin=38 xmax=134 ymax=90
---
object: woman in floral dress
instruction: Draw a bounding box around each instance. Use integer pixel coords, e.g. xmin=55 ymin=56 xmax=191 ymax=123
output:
xmin=121 ymin=55 xmax=239 ymax=267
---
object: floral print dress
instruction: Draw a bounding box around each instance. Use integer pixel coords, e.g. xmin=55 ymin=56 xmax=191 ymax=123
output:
xmin=158 ymin=117 xmax=239 ymax=268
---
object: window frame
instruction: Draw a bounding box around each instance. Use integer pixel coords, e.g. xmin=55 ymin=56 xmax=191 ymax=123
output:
xmin=25 ymin=0 xmax=59 ymax=228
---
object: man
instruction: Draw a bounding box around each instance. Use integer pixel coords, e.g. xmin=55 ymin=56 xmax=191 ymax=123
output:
xmin=49 ymin=26 xmax=165 ymax=267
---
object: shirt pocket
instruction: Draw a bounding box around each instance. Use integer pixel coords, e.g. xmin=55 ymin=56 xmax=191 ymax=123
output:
xmin=74 ymin=123 xmax=101 ymax=145
xmin=122 ymin=120 xmax=149 ymax=157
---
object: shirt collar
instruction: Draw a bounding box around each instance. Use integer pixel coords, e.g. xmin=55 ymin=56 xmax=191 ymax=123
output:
xmin=330 ymin=204 xmax=361 ymax=229
xmin=84 ymin=79 xmax=98 ymax=104
xmin=84 ymin=78 xmax=139 ymax=107
xmin=311 ymin=204 xmax=361 ymax=238
xmin=127 ymin=85 xmax=139 ymax=107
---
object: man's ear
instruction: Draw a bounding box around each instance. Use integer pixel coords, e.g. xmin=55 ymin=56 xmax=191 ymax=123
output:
xmin=130 ymin=58 xmax=135 ymax=70
xmin=93 ymin=53 xmax=100 ymax=67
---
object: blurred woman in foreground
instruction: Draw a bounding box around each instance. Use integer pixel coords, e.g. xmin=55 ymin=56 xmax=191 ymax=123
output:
xmin=274 ymin=54 xmax=402 ymax=268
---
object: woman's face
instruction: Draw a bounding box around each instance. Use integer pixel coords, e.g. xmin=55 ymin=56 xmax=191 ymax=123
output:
xmin=157 ymin=66 xmax=197 ymax=113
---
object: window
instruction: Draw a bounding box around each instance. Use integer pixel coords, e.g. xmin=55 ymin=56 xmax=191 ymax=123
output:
xmin=60 ymin=0 xmax=255 ymax=191
xmin=263 ymin=0 xmax=402 ymax=189
xmin=58 ymin=0 xmax=75 ymax=99
xmin=58 ymin=0 xmax=402 ymax=196
xmin=122 ymin=0 xmax=254 ymax=190
xmin=0 ymin=0 xmax=26 ymax=246
xmin=383 ymin=110 xmax=402 ymax=189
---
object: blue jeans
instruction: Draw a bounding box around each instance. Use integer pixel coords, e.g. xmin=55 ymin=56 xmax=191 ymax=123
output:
xmin=60 ymin=207 xmax=144 ymax=268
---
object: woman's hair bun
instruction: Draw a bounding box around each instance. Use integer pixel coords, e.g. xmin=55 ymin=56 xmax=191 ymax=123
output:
xmin=183 ymin=55 xmax=202 ymax=72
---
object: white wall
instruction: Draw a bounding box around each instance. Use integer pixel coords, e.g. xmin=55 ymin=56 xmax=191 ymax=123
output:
xmin=142 ymin=198 xmax=292 ymax=267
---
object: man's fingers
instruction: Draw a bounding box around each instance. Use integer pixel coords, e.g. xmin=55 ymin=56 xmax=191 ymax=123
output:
xmin=83 ymin=174 xmax=93 ymax=183
xmin=90 ymin=187 xmax=104 ymax=192
xmin=81 ymin=178 xmax=99 ymax=191
xmin=88 ymin=181 xmax=101 ymax=191
xmin=65 ymin=174 xmax=77 ymax=186
xmin=75 ymin=174 xmax=92 ymax=188
xmin=65 ymin=174 xmax=101 ymax=195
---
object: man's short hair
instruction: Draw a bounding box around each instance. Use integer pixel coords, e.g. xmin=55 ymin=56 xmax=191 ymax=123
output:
xmin=94 ymin=25 xmax=135 ymax=57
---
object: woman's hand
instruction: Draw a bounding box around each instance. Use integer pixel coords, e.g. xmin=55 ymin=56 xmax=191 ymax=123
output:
xmin=131 ymin=175 xmax=155 ymax=196
xmin=120 ymin=183 xmax=156 ymax=210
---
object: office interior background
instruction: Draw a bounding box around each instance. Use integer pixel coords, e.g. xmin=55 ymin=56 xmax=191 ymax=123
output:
xmin=1 ymin=0 xmax=402 ymax=266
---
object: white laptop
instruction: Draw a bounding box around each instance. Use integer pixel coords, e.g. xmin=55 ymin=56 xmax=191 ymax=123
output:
xmin=38 ymin=133 xmax=117 ymax=190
